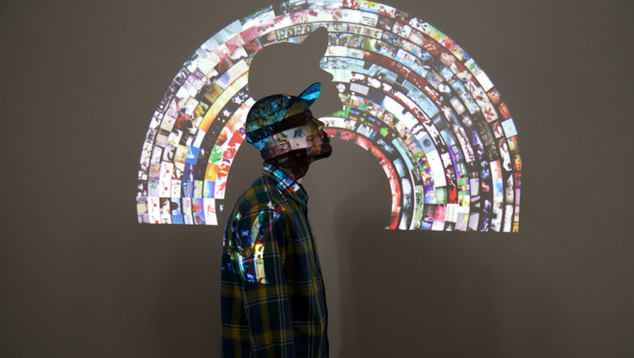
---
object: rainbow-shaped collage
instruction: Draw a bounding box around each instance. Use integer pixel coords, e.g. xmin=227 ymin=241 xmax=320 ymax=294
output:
xmin=136 ymin=0 xmax=521 ymax=232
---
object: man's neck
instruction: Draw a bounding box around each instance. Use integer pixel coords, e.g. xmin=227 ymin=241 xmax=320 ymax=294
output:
xmin=279 ymin=164 xmax=308 ymax=184
xmin=268 ymin=159 xmax=309 ymax=184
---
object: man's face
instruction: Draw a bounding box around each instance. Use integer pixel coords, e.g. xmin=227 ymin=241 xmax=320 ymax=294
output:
xmin=261 ymin=101 xmax=332 ymax=163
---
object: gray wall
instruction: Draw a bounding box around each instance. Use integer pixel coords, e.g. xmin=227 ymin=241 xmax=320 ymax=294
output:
xmin=1 ymin=0 xmax=633 ymax=357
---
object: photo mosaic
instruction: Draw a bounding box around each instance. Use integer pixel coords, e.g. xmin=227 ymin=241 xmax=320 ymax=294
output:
xmin=136 ymin=0 xmax=522 ymax=232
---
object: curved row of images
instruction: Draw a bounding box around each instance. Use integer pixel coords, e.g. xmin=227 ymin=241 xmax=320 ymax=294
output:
xmin=136 ymin=0 xmax=521 ymax=232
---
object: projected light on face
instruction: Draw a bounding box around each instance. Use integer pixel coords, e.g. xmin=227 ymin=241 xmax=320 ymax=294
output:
xmin=261 ymin=102 xmax=332 ymax=178
xmin=136 ymin=0 xmax=522 ymax=232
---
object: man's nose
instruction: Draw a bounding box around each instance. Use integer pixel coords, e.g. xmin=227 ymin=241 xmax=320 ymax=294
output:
xmin=312 ymin=117 xmax=325 ymax=131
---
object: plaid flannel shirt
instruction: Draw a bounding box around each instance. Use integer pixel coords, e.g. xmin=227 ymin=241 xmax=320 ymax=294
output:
xmin=221 ymin=163 xmax=329 ymax=357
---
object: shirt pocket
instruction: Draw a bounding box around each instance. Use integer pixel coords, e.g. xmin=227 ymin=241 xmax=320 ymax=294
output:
xmin=233 ymin=210 xmax=278 ymax=284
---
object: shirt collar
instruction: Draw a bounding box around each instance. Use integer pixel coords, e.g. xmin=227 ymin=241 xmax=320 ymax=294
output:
xmin=263 ymin=162 xmax=308 ymax=209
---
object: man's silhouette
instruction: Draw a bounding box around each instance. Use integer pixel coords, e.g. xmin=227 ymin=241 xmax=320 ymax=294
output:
xmin=247 ymin=27 xmax=340 ymax=119
xmin=220 ymin=82 xmax=332 ymax=357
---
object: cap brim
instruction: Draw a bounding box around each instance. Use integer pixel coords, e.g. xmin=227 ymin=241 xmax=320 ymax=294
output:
xmin=296 ymin=82 xmax=321 ymax=108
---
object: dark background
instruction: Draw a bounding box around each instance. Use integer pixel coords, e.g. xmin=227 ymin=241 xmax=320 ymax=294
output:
xmin=1 ymin=0 xmax=633 ymax=357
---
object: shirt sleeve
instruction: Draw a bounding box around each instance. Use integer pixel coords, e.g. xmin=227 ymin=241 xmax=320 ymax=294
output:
xmin=232 ymin=207 xmax=296 ymax=357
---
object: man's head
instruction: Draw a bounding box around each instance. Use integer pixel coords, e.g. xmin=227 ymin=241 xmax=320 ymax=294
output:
xmin=261 ymin=101 xmax=332 ymax=164
xmin=245 ymin=82 xmax=332 ymax=180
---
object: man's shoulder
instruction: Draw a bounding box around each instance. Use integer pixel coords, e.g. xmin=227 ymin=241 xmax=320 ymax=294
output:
xmin=233 ymin=175 xmax=286 ymax=215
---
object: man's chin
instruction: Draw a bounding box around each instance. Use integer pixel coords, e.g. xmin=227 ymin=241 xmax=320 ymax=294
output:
xmin=308 ymin=143 xmax=332 ymax=162
xmin=319 ymin=141 xmax=333 ymax=158
xmin=321 ymin=135 xmax=332 ymax=157
xmin=322 ymin=143 xmax=332 ymax=157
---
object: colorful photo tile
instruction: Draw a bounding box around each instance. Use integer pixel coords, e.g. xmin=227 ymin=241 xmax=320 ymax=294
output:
xmin=501 ymin=118 xmax=517 ymax=138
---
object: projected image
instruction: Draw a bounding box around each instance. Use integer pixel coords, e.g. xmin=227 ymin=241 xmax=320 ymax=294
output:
xmin=136 ymin=0 xmax=522 ymax=232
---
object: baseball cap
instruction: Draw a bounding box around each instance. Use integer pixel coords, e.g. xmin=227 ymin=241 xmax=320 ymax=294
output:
xmin=245 ymin=82 xmax=321 ymax=151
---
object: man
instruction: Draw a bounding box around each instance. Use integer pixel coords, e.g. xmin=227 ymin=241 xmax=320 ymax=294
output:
xmin=221 ymin=82 xmax=332 ymax=357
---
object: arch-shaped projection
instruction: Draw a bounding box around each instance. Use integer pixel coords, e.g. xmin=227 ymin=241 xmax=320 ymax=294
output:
xmin=136 ymin=0 xmax=522 ymax=232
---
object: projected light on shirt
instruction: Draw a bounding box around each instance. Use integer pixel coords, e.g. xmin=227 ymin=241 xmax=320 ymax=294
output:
xmin=136 ymin=0 xmax=522 ymax=232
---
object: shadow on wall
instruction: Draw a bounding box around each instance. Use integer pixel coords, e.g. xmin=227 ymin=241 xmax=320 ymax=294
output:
xmin=149 ymin=251 xmax=218 ymax=356
xmin=330 ymin=181 xmax=561 ymax=357
xmin=113 ymin=230 xmax=221 ymax=357
xmin=248 ymin=26 xmax=342 ymax=118
xmin=332 ymin=184 xmax=504 ymax=356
